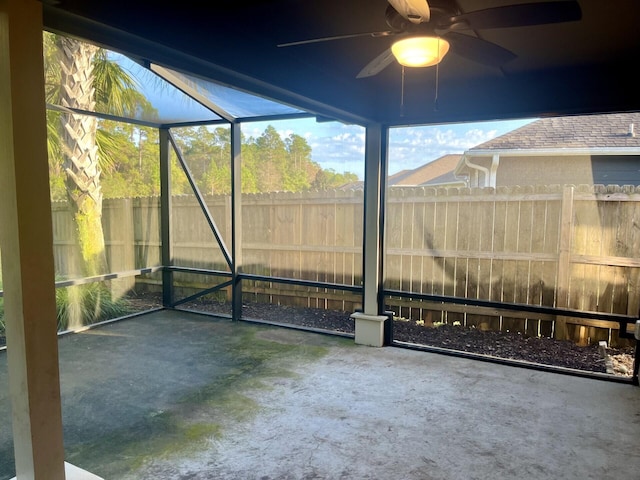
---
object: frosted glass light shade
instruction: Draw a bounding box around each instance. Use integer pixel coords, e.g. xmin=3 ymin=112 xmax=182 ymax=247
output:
xmin=391 ymin=36 xmax=450 ymax=67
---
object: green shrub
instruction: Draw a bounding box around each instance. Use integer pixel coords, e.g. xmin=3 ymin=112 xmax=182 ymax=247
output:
xmin=56 ymin=283 xmax=130 ymax=331
xmin=0 ymin=283 xmax=131 ymax=339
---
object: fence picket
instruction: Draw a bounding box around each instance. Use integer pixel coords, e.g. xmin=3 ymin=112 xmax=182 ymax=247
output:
xmin=49 ymin=185 xmax=640 ymax=345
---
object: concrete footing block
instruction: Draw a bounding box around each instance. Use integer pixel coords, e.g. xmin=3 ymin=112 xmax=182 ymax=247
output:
xmin=351 ymin=312 xmax=388 ymax=347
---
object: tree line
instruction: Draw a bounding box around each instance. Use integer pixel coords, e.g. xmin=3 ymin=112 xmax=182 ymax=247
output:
xmin=45 ymin=36 xmax=358 ymax=201
xmin=44 ymin=31 xmax=358 ymax=282
xmin=51 ymin=122 xmax=358 ymax=201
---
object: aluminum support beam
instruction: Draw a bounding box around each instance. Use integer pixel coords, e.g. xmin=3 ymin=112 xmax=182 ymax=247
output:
xmin=231 ymin=123 xmax=243 ymax=320
xmin=159 ymin=128 xmax=174 ymax=307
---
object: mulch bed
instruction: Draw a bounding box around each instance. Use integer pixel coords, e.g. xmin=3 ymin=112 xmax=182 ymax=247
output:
xmin=394 ymin=320 xmax=608 ymax=371
xmin=3 ymin=292 xmax=634 ymax=377
xmin=178 ymin=298 xmax=635 ymax=376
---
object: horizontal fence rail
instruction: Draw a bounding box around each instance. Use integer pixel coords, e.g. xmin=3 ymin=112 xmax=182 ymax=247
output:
xmin=384 ymin=184 xmax=640 ymax=345
xmin=48 ymin=184 xmax=640 ymax=346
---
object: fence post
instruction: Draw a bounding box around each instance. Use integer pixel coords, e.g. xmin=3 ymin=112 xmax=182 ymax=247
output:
xmin=110 ymin=197 xmax=136 ymax=298
xmin=555 ymin=185 xmax=574 ymax=340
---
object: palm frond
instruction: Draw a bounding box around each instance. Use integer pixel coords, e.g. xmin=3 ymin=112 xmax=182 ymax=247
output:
xmin=43 ymin=32 xmax=62 ymax=104
xmin=96 ymin=127 xmax=130 ymax=173
xmin=92 ymin=50 xmax=141 ymax=117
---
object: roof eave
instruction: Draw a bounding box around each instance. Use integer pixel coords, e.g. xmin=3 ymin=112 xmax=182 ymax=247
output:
xmin=464 ymin=147 xmax=640 ymax=157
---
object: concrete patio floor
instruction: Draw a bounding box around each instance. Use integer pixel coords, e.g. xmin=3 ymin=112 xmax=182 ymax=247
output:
xmin=1 ymin=309 xmax=639 ymax=479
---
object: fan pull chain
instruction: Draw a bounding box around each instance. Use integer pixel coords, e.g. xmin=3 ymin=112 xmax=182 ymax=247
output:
xmin=434 ymin=43 xmax=440 ymax=112
xmin=400 ymin=65 xmax=405 ymax=117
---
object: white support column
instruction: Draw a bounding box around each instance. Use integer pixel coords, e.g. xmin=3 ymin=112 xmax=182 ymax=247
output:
xmin=0 ymin=1 xmax=101 ymax=478
xmin=351 ymin=124 xmax=389 ymax=347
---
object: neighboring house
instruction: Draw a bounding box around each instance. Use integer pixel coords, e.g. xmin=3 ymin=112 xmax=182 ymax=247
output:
xmin=337 ymin=154 xmax=464 ymax=190
xmin=344 ymin=113 xmax=640 ymax=191
xmin=455 ymin=112 xmax=640 ymax=188
xmin=336 ymin=180 xmax=364 ymax=191
xmin=388 ymin=154 xmax=464 ymax=187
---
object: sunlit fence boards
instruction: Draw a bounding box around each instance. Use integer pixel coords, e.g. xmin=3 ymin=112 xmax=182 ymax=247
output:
xmin=50 ymin=184 xmax=640 ymax=344
xmin=385 ymin=184 xmax=640 ymax=345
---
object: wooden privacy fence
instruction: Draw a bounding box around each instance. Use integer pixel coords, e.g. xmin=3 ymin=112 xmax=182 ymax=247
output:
xmin=52 ymin=196 xmax=162 ymax=279
xmin=240 ymin=190 xmax=363 ymax=311
xmin=386 ymin=184 xmax=640 ymax=345
xmin=51 ymin=184 xmax=640 ymax=345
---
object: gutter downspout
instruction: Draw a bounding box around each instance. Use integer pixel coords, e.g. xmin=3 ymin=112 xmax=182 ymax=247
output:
xmin=463 ymin=155 xmax=490 ymax=187
xmin=489 ymin=154 xmax=500 ymax=188
xmin=462 ymin=154 xmax=500 ymax=188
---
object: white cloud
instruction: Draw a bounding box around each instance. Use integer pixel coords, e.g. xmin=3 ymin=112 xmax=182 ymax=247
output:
xmin=278 ymin=129 xmax=294 ymax=139
xmin=240 ymin=117 xmax=534 ymax=179
xmin=387 ymin=119 xmax=534 ymax=174
xmin=120 ymin=50 xmax=533 ymax=181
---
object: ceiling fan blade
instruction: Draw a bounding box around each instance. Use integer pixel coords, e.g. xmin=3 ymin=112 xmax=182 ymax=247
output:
xmin=278 ymin=31 xmax=393 ymax=48
xmin=443 ymin=1 xmax=581 ymax=31
xmin=356 ymin=48 xmax=396 ymax=78
xmin=388 ymin=0 xmax=430 ymax=24
xmin=445 ymin=32 xmax=516 ymax=67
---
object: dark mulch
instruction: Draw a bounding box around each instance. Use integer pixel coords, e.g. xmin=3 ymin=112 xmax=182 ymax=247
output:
xmin=3 ymin=291 xmax=634 ymax=377
xmin=176 ymin=297 xmax=635 ymax=376
xmin=393 ymin=320 xmax=609 ymax=371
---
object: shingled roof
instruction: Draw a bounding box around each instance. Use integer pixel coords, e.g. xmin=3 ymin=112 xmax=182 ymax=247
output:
xmin=388 ymin=154 xmax=463 ymax=186
xmin=469 ymin=112 xmax=640 ymax=151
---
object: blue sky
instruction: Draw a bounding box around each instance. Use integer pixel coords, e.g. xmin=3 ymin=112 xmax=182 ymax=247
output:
xmin=115 ymin=52 xmax=535 ymax=180
xmin=244 ymin=117 xmax=535 ymax=179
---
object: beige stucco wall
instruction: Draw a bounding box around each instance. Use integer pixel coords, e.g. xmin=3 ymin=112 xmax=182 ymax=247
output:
xmin=496 ymin=155 xmax=594 ymax=187
xmin=462 ymin=155 xmax=595 ymax=187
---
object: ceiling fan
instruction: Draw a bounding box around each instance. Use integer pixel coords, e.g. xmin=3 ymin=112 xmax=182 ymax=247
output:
xmin=277 ymin=0 xmax=582 ymax=78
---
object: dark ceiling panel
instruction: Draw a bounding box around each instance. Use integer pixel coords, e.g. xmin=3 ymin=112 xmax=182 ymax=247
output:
xmin=43 ymin=0 xmax=640 ymax=126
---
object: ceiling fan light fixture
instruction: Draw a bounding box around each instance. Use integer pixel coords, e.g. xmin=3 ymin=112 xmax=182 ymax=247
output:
xmin=391 ymin=36 xmax=450 ymax=67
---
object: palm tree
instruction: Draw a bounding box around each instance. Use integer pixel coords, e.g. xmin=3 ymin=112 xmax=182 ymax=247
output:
xmin=47 ymin=33 xmax=143 ymax=277
xmin=43 ymin=33 xmax=152 ymax=329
